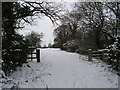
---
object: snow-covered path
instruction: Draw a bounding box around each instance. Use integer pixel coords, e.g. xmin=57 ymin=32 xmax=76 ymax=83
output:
xmin=40 ymin=48 xmax=118 ymax=88
xmin=7 ymin=48 xmax=118 ymax=88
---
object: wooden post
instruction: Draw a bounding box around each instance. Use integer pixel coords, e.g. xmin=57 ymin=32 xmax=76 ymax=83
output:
xmin=88 ymin=49 xmax=92 ymax=61
xmin=0 ymin=2 xmax=2 ymax=60
xmin=102 ymin=51 xmax=104 ymax=61
xmin=0 ymin=2 xmax=2 ymax=71
xmin=37 ymin=49 xmax=40 ymax=62
xmin=31 ymin=50 xmax=32 ymax=61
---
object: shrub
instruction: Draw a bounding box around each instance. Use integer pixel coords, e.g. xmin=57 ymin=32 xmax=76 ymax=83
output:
xmin=106 ymin=36 xmax=120 ymax=72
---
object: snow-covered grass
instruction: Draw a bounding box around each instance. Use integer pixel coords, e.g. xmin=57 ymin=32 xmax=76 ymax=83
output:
xmin=3 ymin=48 xmax=118 ymax=88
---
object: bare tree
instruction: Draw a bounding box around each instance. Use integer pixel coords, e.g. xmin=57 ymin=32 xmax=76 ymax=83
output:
xmin=104 ymin=2 xmax=120 ymax=36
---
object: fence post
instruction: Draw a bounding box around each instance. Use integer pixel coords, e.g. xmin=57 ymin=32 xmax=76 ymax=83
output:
xmin=88 ymin=49 xmax=92 ymax=61
xmin=30 ymin=49 xmax=33 ymax=61
xmin=37 ymin=49 xmax=40 ymax=62
xmin=102 ymin=51 xmax=104 ymax=61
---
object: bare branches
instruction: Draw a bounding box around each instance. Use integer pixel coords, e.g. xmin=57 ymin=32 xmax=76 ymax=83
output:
xmin=10 ymin=1 xmax=63 ymax=25
xmin=22 ymin=2 xmax=62 ymax=24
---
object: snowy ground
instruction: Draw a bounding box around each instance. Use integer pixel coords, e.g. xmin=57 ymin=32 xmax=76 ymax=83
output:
xmin=3 ymin=48 xmax=118 ymax=88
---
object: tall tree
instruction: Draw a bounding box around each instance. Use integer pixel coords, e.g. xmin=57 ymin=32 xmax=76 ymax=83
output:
xmin=104 ymin=2 xmax=120 ymax=37
xmin=2 ymin=1 xmax=62 ymax=74
xmin=74 ymin=2 xmax=120 ymax=49
xmin=25 ymin=31 xmax=43 ymax=48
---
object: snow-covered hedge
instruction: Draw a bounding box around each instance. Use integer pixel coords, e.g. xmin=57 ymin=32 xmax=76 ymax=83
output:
xmin=106 ymin=37 xmax=120 ymax=72
xmin=0 ymin=59 xmax=19 ymax=89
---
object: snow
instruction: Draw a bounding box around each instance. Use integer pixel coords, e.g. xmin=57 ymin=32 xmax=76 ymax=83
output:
xmin=0 ymin=59 xmax=3 ymax=63
xmin=3 ymin=48 xmax=118 ymax=88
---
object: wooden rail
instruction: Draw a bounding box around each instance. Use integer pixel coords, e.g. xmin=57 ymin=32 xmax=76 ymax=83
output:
xmin=14 ymin=47 xmax=40 ymax=62
xmin=88 ymin=49 xmax=109 ymax=61
xmin=27 ymin=47 xmax=40 ymax=62
xmin=87 ymin=49 xmax=120 ymax=75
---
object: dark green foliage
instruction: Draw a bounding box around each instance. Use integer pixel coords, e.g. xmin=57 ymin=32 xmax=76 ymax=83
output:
xmin=2 ymin=2 xmax=30 ymax=74
xmin=2 ymin=34 xmax=29 ymax=74
xmin=2 ymin=2 xmax=26 ymax=73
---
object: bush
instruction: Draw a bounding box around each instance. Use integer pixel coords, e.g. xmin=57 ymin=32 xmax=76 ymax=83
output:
xmin=2 ymin=34 xmax=29 ymax=75
xmin=62 ymin=40 xmax=79 ymax=52
xmin=106 ymin=37 xmax=120 ymax=72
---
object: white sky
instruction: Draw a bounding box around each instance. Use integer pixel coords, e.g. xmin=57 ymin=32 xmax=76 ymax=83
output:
xmin=18 ymin=16 xmax=55 ymax=46
xmin=18 ymin=2 xmax=75 ymax=46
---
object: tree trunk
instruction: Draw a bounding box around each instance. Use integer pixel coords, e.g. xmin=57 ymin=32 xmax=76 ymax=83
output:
xmin=0 ymin=2 xmax=2 ymax=60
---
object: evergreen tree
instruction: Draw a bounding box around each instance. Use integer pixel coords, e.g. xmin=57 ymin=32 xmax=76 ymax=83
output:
xmin=2 ymin=2 xmax=29 ymax=74
xmin=2 ymin=2 xmax=62 ymax=75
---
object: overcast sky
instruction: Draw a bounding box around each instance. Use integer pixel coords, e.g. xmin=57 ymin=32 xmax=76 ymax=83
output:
xmin=18 ymin=1 xmax=76 ymax=46
xmin=18 ymin=16 xmax=55 ymax=46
